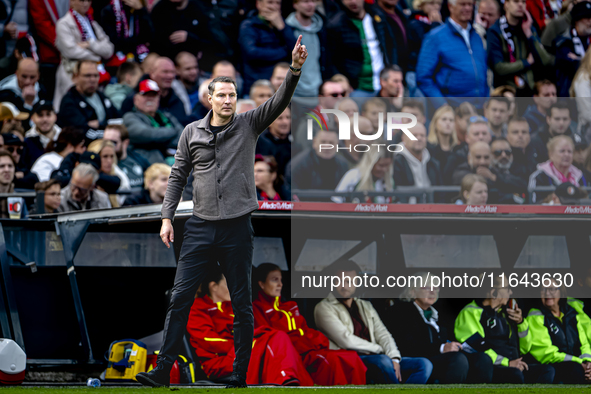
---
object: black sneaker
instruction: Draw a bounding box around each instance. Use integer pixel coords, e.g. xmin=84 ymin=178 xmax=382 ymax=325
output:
xmin=136 ymin=361 xmax=171 ymax=388
xmin=224 ymin=373 xmax=247 ymax=389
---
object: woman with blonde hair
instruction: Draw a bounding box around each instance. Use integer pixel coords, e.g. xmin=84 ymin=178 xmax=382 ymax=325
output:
xmin=427 ymin=105 xmax=458 ymax=171
xmin=87 ymin=139 xmax=131 ymax=207
xmin=570 ymin=49 xmax=591 ymax=140
xmin=459 ymin=174 xmax=488 ymax=205
xmin=333 ymin=147 xmax=395 ymax=203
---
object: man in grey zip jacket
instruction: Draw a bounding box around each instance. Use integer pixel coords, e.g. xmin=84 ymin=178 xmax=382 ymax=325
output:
xmin=135 ymin=36 xmax=308 ymax=389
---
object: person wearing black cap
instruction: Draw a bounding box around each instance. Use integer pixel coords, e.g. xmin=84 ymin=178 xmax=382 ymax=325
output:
xmin=554 ymin=1 xmax=591 ymax=97
xmin=21 ymin=100 xmax=61 ymax=170
xmin=2 ymin=132 xmax=39 ymax=189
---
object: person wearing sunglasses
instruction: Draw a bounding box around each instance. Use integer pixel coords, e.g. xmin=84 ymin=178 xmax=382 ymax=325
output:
xmin=491 ymin=137 xmax=530 ymax=186
xmin=2 ymin=132 xmax=39 ymax=189
xmin=526 ymin=279 xmax=591 ymax=383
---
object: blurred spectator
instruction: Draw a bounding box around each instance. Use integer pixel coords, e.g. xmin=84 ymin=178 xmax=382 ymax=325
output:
xmin=238 ymin=0 xmax=297 ymax=95
xmin=491 ymin=136 xmax=530 ymax=183
xmin=529 ymin=135 xmax=591 ymax=202
xmin=50 ymin=143 xmax=101 ymax=186
xmin=191 ymin=2 xmax=244 ymax=73
xmin=123 ymin=79 xmax=183 ymax=164
xmin=526 ymin=280 xmax=591 ymax=383
xmin=99 ymin=0 xmax=154 ymax=62
xmin=141 ymin=52 xmax=160 ymax=75
xmin=550 ymin=180 xmax=589 ymax=204
xmin=31 ymin=178 xmax=61 ymax=214
xmin=21 ymin=100 xmax=60 ymax=170
xmin=417 ymin=0 xmax=488 ymax=103
xmin=0 ymin=58 xmax=43 ymax=109
xmin=554 ymin=1 xmax=591 ymax=96
xmin=492 ymin=85 xmax=517 ymax=117
xmin=427 ymin=104 xmax=457 ymax=171
xmin=192 ymin=78 xmax=213 ymax=119
xmin=314 ymin=260 xmax=433 ymax=384
xmin=487 ymin=0 xmax=552 ymax=96
xmin=104 ymin=62 xmax=142 ymax=110
xmin=377 ymin=65 xmax=405 ymax=111
xmin=211 ymin=60 xmax=237 ymax=80
xmin=529 ymin=101 xmax=584 ymax=163
xmin=255 ymin=155 xmax=289 ymax=200
xmin=387 ymin=272 xmax=477 ymax=384
xmin=340 ymin=112 xmax=371 ymax=168
xmin=527 ymin=0 xmax=555 ymax=31
xmin=3 ymin=131 xmax=38 ymax=188
xmin=326 ymin=0 xmax=395 ymax=96
xmin=103 ymin=122 xmax=148 ymax=193
xmin=317 ymin=80 xmax=344 ymax=117
xmin=484 ymin=96 xmax=510 ymax=138
xmin=395 ymin=123 xmax=443 ymax=195
xmin=1 ymin=112 xmax=24 ymax=137
xmin=253 ymin=263 xmax=367 ymax=385
xmin=571 ymin=50 xmax=591 ymax=141
xmin=0 ymin=34 xmax=39 ymax=82
xmin=444 ymin=116 xmax=492 ymax=184
xmin=334 ymin=148 xmax=395 ymax=203
xmin=58 ymin=162 xmax=111 ymax=211
xmin=172 ymin=52 xmax=199 ymax=116
xmin=30 ymin=126 xmax=85 ymax=181
xmin=506 ymin=116 xmax=539 ymax=175
xmin=289 ymin=128 xmax=349 ymax=196
xmin=376 ymin=0 xmax=409 ymax=73
xmin=523 ymin=80 xmax=557 ymax=133
xmin=58 ymin=61 xmax=120 ymax=140
xmin=0 ymin=0 xmax=28 ymax=74
xmin=53 ymin=0 xmax=114 ymax=109
xmin=28 ymin=0 xmax=69 ymax=94
xmin=87 ymin=139 xmax=130 ymax=206
xmin=260 ymin=107 xmax=291 ymax=175
xmin=250 ymin=79 xmax=274 ymax=107
xmin=400 ymin=99 xmax=427 ymax=125
xmin=475 ymin=0 xmax=501 ymax=36
xmin=407 ymin=0 xmax=442 ymax=95
xmin=0 ymin=150 xmax=25 ymax=218
xmin=454 ymin=101 xmax=477 ymax=143
xmin=453 ymin=140 xmax=526 ymax=202
xmin=236 ymin=99 xmax=256 ymax=114
xmin=362 ymin=98 xmax=387 ymax=132
xmin=150 ymin=0 xmax=201 ymax=60
xmin=330 ymin=74 xmax=353 ymax=97
xmin=459 ymin=173 xmax=488 ymax=204
xmin=270 ymin=62 xmax=290 ymax=92
xmin=541 ymin=0 xmax=581 ymax=51
xmin=121 ymin=57 xmax=188 ymax=125
xmin=286 ymin=0 xmax=327 ymax=97
xmin=123 ymin=162 xmax=170 ymax=206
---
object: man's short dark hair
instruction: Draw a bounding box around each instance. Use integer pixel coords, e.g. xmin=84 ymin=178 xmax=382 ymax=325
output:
xmin=534 ymin=80 xmax=556 ymax=96
xmin=508 ymin=116 xmax=530 ymax=128
xmin=105 ymin=123 xmax=129 ymax=141
xmin=485 ymin=96 xmax=510 ymax=110
xmin=379 ymin=65 xmax=403 ymax=80
xmin=548 ymin=101 xmax=571 ymax=117
xmin=208 ymin=76 xmax=237 ymax=96
xmin=491 ymin=137 xmax=510 ymax=146
xmin=75 ymin=60 xmax=97 ymax=75
xmin=327 ymin=258 xmax=362 ymax=277
xmin=116 ymin=62 xmax=141 ymax=82
xmin=313 ymin=128 xmax=338 ymax=139
xmin=401 ymin=99 xmax=425 ymax=116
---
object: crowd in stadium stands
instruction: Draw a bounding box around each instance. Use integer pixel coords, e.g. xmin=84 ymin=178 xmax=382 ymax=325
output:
xmin=185 ymin=261 xmax=591 ymax=385
xmin=0 ymin=0 xmax=589 ymax=216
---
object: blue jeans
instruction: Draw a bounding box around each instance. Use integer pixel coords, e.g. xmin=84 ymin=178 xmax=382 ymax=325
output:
xmin=360 ymin=354 xmax=432 ymax=384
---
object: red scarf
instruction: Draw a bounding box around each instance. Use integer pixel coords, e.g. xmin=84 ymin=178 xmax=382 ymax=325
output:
xmin=70 ymin=9 xmax=95 ymax=41
xmin=110 ymin=0 xmax=149 ymax=62
xmin=260 ymin=190 xmax=281 ymax=201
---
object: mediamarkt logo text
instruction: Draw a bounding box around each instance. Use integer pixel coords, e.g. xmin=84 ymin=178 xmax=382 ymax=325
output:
xmin=307 ymin=110 xmax=418 ymax=153
xmin=564 ymin=206 xmax=591 ymax=214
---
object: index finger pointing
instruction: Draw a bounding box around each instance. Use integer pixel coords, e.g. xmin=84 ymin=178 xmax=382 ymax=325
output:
xmin=296 ymin=35 xmax=302 ymax=47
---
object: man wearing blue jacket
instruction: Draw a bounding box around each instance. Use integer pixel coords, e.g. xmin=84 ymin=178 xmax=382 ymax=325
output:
xmin=416 ymin=0 xmax=488 ymax=106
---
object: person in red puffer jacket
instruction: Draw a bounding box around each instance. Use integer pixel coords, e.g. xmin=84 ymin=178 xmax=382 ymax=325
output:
xmin=187 ymin=267 xmax=314 ymax=386
xmin=253 ymin=263 xmax=367 ymax=386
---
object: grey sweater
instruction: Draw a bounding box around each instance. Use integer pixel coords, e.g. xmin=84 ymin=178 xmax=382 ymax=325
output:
xmin=161 ymin=71 xmax=300 ymax=221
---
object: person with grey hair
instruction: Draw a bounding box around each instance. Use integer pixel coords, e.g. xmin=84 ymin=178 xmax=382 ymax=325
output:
xmin=135 ymin=36 xmax=308 ymax=389
xmin=58 ymin=162 xmax=111 ymax=212
xmin=249 ymin=79 xmax=275 ymax=108
xmin=236 ymin=99 xmax=256 ymax=114
xmin=385 ymin=272 xmax=486 ymax=383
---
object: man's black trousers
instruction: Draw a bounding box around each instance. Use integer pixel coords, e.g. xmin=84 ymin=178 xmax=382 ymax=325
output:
xmin=159 ymin=214 xmax=254 ymax=377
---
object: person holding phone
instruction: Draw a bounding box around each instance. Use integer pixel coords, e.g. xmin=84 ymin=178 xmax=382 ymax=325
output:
xmin=455 ymin=274 xmax=555 ymax=383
